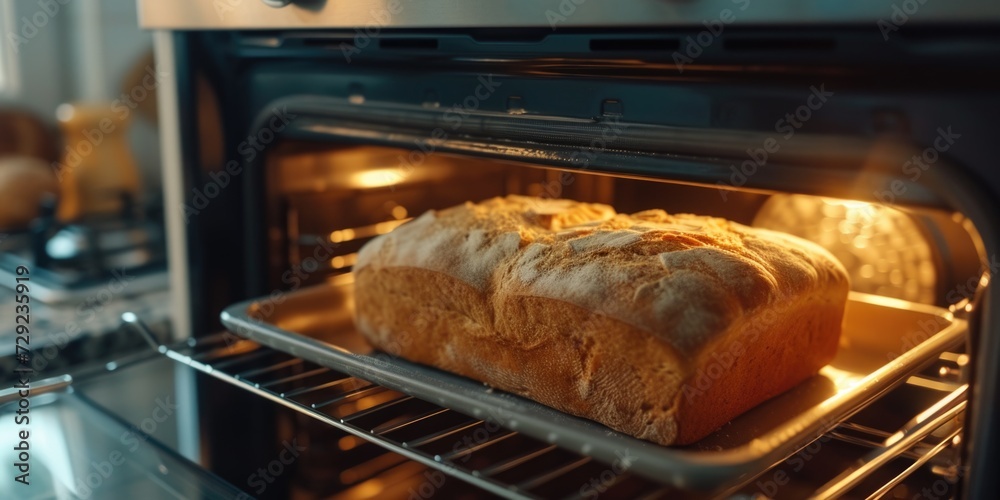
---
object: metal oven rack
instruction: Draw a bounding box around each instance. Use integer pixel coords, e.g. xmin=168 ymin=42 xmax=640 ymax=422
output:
xmin=123 ymin=315 xmax=968 ymax=499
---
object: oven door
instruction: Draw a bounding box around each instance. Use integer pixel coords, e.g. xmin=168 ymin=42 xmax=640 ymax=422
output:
xmin=144 ymin=22 xmax=1000 ymax=500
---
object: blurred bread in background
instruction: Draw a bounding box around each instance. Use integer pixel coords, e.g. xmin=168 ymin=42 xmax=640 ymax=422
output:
xmin=0 ymin=110 xmax=59 ymax=229
xmin=0 ymin=156 xmax=59 ymax=229
xmin=0 ymin=110 xmax=58 ymax=163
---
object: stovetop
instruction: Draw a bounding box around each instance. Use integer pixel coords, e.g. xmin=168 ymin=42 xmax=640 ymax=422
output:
xmin=0 ymin=203 xmax=173 ymax=383
xmin=0 ymin=198 xmax=167 ymax=304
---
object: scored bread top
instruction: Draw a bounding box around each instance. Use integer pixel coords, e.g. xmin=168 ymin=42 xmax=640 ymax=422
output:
xmin=355 ymin=195 xmax=849 ymax=356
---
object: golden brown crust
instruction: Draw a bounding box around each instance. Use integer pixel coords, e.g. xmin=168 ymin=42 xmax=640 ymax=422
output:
xmin=672 ymin=291 xmax=845 ymax=444
xmin=354 ymin=195 xmax=849 ymax=445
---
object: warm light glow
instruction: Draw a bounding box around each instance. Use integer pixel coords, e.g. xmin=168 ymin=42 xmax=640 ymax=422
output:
xmin=330 ymin=253 xmax=358 ymax=269
xmin=346 ymin=479 xmax=385 ymax=498
xmin=338 ymin=435 xmax=362 ymax=451
xmin=330 ymin=228 xmax=356 ymax=243
xmin=827 ymin=199 xmax=874 ymax=211
xmin=348 ymin=168 xmax=406 ymax=189
xmin=375 ymin=220 xmax=408 ymax=235
xmin=754 ymin=194 xmax=936 ymax=303
xmin=329 ymin=219 xmax=410 ymax=244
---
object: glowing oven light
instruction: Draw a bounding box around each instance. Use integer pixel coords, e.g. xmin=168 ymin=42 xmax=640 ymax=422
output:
xmin=330 ymin=228 xmax=356 ymax=243
xmin=348 ymin=168 xmax=407 ymax=189
xmin=330 ymin=254 xmax=358 ymax=269
xmin=753 ymin=195 xmax=936 ymax=303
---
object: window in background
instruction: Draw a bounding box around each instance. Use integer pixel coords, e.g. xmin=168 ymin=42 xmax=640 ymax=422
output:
xmin=0 ymin=0 xmax=21 ymax=95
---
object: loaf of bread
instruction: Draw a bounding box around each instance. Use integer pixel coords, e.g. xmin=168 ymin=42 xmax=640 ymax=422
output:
xmin=353 ymin=196 xmax=849 ymax=445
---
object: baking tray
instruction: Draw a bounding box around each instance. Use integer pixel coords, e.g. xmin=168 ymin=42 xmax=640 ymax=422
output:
xmin=220 ymin=274 xmax=966 ymax=490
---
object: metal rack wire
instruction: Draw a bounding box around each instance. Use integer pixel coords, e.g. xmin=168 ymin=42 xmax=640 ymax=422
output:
xmin=123 ymin=316 xmax=968 ymax=499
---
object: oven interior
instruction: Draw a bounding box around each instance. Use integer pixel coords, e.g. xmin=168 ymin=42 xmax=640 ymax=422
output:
xmin=157 ymin=28 xmax=1000 ymax=499
xmin=265 ymin=142 xmax=983 ymax=306
xmin=177 ymin=139 xmax=982 ymax=499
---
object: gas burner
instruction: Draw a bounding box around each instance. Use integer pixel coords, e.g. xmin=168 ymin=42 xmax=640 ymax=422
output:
xmin=0 ymin=194 xmax=168 ymax=303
